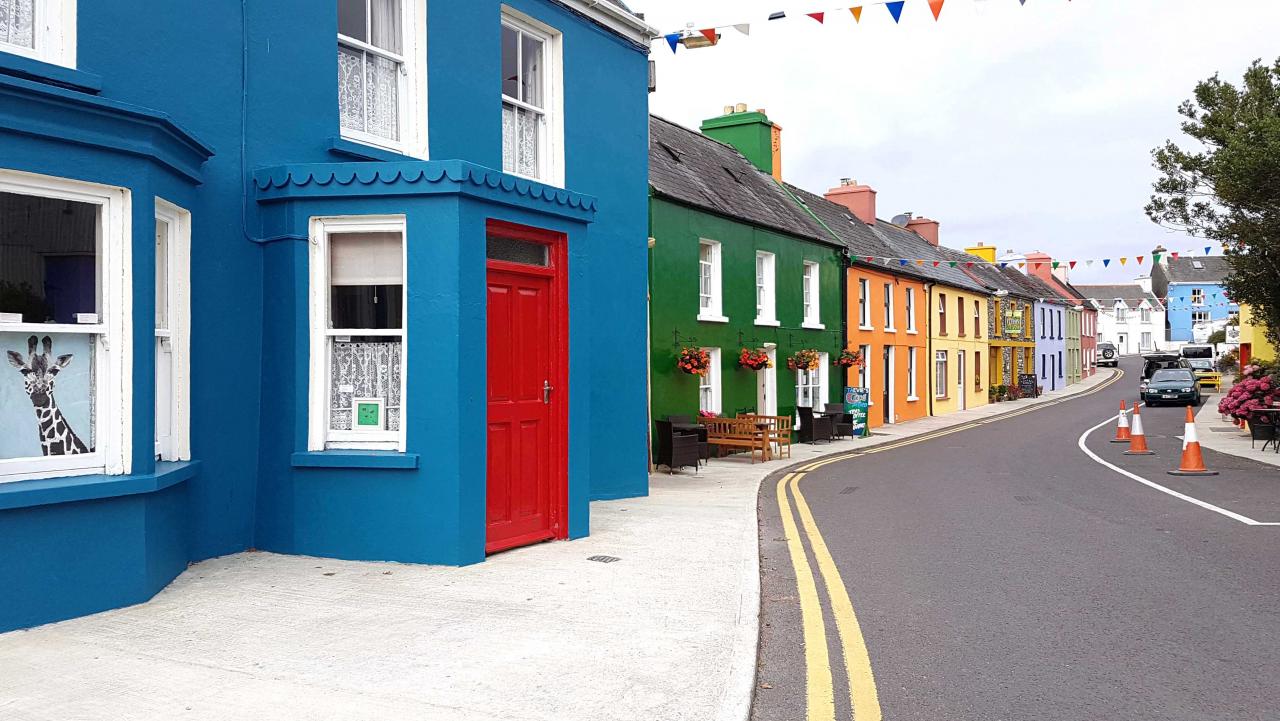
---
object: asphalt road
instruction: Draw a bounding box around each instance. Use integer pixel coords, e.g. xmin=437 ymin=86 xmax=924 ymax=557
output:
xmin=754 ymin=357 xmax=1280 ymax=721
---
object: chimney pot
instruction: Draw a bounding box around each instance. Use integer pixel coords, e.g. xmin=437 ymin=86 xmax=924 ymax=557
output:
xmin=734 ymin=102 xmax=748 ymax=113
xmin=723 ymin=105 xmax=734 ymax=114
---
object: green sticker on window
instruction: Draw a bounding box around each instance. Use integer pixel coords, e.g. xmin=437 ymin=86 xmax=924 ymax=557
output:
xmin=356 ymin=402 xmax=381 ymax=427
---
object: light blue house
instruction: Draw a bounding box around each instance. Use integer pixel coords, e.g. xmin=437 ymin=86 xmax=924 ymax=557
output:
xmin=1151 ymin=255 xmax=1237 ymax=343
xmin=0 ymin=0 xmax=655 ymax=632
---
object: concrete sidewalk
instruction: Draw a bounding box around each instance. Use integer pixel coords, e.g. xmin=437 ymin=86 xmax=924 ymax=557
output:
xmin=0 ymin=371 xmax=1116 ymax=721
xmin=1195 ymin=394 xmax=1280 ymax=469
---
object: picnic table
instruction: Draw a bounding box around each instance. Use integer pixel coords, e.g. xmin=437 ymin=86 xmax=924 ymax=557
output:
xmin=698 ymin=416 xmax=775 ymax=463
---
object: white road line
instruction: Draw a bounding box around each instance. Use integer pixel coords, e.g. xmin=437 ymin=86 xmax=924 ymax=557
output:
xmin=1077 ymin=407 xmax=1270 ymax=526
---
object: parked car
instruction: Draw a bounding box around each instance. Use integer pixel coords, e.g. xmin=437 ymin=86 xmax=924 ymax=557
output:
xmin=1141 ymin=352 xmax=1189 ymax=383
xmin=1097 ymin=342 xmax=1119 ymax=367
xmin=1140 ymin=368 xmax=1202 ymax=406
xmin=1180 ymin=344 xmax=1217 ymax=382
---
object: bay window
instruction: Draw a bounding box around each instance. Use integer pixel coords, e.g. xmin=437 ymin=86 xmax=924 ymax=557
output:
xmin=501 ymin=9 xmax=562 ymax=185
xmin=308 ymin=216 xmax=406 ymax=451
xmin=338 ymin=0 xmax=427 ymax=156
xmin=0 ymin=171 xmax=130 ymax=481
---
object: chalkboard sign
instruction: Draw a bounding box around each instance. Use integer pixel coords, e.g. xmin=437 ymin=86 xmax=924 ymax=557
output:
xmin=845 ymin=386 xmax=871 ymax=437
xmin=1017 ymin=373 xmax=1039 ymax=398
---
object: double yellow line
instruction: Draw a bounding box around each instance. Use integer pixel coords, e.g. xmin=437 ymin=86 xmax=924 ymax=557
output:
xmin=772 ymin=369 xmax=1124 ymax=720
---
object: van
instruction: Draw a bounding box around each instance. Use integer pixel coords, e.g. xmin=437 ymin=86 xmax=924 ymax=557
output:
xmin=1180 ymin=344 xmax=1216 ymax=380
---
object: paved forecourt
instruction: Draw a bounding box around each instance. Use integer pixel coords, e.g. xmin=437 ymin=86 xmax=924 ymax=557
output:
xmin=754 ymin=357 xmax=1280 ymax=720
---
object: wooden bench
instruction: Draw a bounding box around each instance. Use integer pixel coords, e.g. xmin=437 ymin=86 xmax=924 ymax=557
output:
xmin=1199 ymin=371 xmax=1223 ymax=391
xmin=699 ymin=417 xmax=770 ymax=463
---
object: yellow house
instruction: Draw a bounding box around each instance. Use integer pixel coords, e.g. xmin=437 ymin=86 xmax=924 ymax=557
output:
xmin=929 ymin=282 xmax=990 ymax=414
xmin=1238 ymin=304 xmax=1276 ymax=365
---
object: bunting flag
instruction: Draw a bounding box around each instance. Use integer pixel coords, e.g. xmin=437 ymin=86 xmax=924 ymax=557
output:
xmin=1119 ymin=257 xmax=1128 ymax=266
xmin=699 ymin=28 xmax=718 ymax=43
xmin=1136 ymin=255 xmax=1144 ymax=265
xmin=850 ymin=6 xmax=863 ymax=22
xmin=734 ymin=24 xmax=751 ymax=35
xmin=1102 ymin=259 xmax=1111 ymax=267
xmin=1069 ymin=261 xmax=1077 ymax=269
xmin=886 ymin=1 xmax=906 ymax=22
xmin=807 ymin=11 xmax=825 ymax=23
xmin=929 ymin=0 xmax=945 ymax=20
xmin=664 ymin=33 xmax=680 ymax=53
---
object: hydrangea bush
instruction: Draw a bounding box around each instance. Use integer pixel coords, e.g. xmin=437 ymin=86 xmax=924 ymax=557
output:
xmin=1218 ymin=362 xmax=1280 ymax=419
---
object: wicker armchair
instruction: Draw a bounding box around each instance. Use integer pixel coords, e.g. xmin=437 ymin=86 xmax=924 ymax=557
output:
xmin=655 ymin=419 xmax=701 ymax=473
xmin=796 ymin=406 xmax=833 ymax=444
xmin=824 ymin=404 xmax=854 ymax=439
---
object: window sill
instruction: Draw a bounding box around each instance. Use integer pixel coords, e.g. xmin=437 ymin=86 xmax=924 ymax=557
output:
xmin=802 ymin=322 xmax=826 ymax=330
xmin=905 ymin=329 xmax=918 ymax=335
xmin=697 ymin=313 xmax=730 ymax=324
xmin=755 ymin=318 xmax=780 ymax=327
xmin=0 ymin=53 xmax=102 ymax=93
xmin=328 ymin=136 xmax=422 ymax=163
xmin=884 ymin=327 xmax=897 ymax=333
xmin=906 ymin=396 xmax=920 ymax=402
xmin=291 ymin=450 xmax=420 ymax=470
xmin=0 ymin=461 xmax=200 ymax=512
xmin=858 ymin=325 xmax=874 ymax=332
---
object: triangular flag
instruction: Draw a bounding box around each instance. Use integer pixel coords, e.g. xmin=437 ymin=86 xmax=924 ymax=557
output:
xmin=664 ymin=33 xmax=680 ymax=53
xmin=1204 ymin=246 xmax=1212 ymax=255
xmin=865 ymin=256 xmax=874 ymax=263
xmin=999 ymin=262 xmax=1008 ymax=268
xmin=949 ymin=261 xmax=958 ymax=268
xmin=966 ymin=262 xmax=975 ymax=268
xmin=1033 ymin=262 xmax=1043 ymax=269
xmin=1102 ymin=259 xmax=1110 ymax=267
xmin=932 ymin=260 xmax=940 ymax=267
xmin=915 ymin=259 xmax=925 ymax=266
xmin=1137 ymin=255 xmax=1145 ymax=265
xmin=1170 ymin=252 xmax=1179 ymax=260
xmin=1152 ymin=252 xmax=1161 ymax=264
xmin=850 ymin=6 xmax=863 ymax=22
xmin=1069 ymin=261 xmax=1077 ymax=269
xmin=768 ymin=11 xmax=786 ymax=20
xmin=1052 ymin=261 xmax=1060 ymax=269
xmin=1119 ymin=257 xmax=1128 ymax=266
xmin=807 ymin=11 xmax=825 ymax=23
xmin=898 ymin=259 xmax=908 ymax=266
xmin=733 ymin=23 xmax=751 ymax=35
xmin=1018 ymin=262 xmax=1026 ymax=269
xmin=1086 ymin=260 xmax=1094 ymax=267
xmin=929 ymin=0 xmax=945 ymax=20
xmin=699 ymin=28 xmax=718 ymax=43
xmin=1020 ymin=0 xmax=1026 ymax=5
xmin=886 ymin=1 xmax=905 ymax=22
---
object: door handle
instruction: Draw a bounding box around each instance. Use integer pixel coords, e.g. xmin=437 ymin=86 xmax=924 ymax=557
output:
xmin=543 ymin=380 xmax=554 ymax=404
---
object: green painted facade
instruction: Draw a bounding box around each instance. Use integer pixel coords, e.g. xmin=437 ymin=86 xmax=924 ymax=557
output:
xmin=648 ymin=196 xmax=844 ymax=428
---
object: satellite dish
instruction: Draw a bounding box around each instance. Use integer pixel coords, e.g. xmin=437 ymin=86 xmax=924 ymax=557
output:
xmin=890 ymin=213 xmax=912 ymax=227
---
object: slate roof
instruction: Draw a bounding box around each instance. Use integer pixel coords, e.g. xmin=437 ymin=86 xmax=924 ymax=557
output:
xmin=648 ymin=115 xmax=839 ymax=249
xmin=1073 ymin=284 xmax=1164 ymax=309
xmin=866 ymin=220 xmax=988 ymax=293
xmin=1156 ymin=256 xmax=1232 ymax=284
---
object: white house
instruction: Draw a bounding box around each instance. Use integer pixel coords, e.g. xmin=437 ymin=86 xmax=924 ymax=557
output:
xmin=1075 ymin=281 xmax=1167 ymax=355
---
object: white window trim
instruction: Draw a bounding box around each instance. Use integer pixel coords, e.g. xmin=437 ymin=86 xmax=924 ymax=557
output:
xmin=697 ymin=239 xmax=727 ymax=323
xmin=308 ymin=215 xmax=408 ymax=452
xmin=795 ymin=352 xmax=829 ymax=411
xmin=905 ymin=287 xmax=917 ymax=334
xmin=907 ymin=346 xmax=919 ymax=401
xmin=501 ymin=7 xmax=565 ymax=187
xmin=802 ymin=261 xmax=824 ymax=330
xmin=883 ymin=283 xmax=896 ymax=332
xmin=0 ymin=169 xmax=131 ymax=482
xmin=699 ymin=347 xmax=721 ymax=414
xmin=0 ymin=0 xmax=76 ymax=68
xmin=154 ymin=199 xmax=191 ymax=462
xmin=858 ymin=278 xmax=871 ymax=330
xmin=338 ymin=0 xmax=429 ymax=159
xmin=755 ymin=250 xmax=777 ymax=326
xmin=934 ymin=350 xmax=948 ymax=399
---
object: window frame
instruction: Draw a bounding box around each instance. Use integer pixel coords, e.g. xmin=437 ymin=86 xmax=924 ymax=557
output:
xmin=937 ymin=293 xmax=947 ymax=336
xmin=883 ymin=283 xmax=895 ymax=331
xmin=697 ymin=239 xmax=726 ymax=322
xmin=337 ymin=0 xmax=429 ymax=159
xmin=858 ymin=278 xmax=871 ymax=330
xmin=307 ymin=214 xmax=408 ymax=452
xmin=934 ymin=350 xmax=948 ymax=399
xmin=754 ymin=251 xmax=778 ymax=326
xmin=153 ymin=199 xmax=192 ymax=462
xmin=500 ymin=8 xmax=565 ymax=187
xmin=974 ymin=350 xmax=982 ymax=391
xmin=802 ymin=261 xmax=823 ymax=329
xmin=0 ymin=0 xmax=76 ymax=68
xmin=1190 ymin=288 xmax=1205 ymax=306
xmin=0 ymin=169 xmax=132 ymax=482
xmin=796 ymin=351 xmax=829 ymax=411
xmin=905 ymin=287 xmax=917 ymax=333
xmin=1190 ymin=310 xmax=1210 ymax=326
xmin=699 ymin=347 xmax=721 ymax=414
xmin=907 ymin=347 xmax=918 ymax=400
xmin=973 ymin=299 xmax=981 ymax=339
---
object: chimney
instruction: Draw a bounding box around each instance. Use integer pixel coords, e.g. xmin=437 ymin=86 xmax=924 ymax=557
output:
xmin=824 ymin=178 xmax=877 ymax=225
xmin=1024 ymin=251 xmax=1054 ymax=282
xmin=965 ymin=243 xmax=997 ymax=263
xmin=906 ymin=216 xmax=940 ymax=247
xmin=1052 ymin=265 xmax=1070 ymax=284
xmin=701 ymin=104 xmax=782 ymax=181
xmin=1136 ymin=275 xmax=1153 ymax=294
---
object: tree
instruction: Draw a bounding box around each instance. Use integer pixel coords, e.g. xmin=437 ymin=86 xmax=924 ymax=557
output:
xmin=1147 ymin=58 xmax=1280 ymax=348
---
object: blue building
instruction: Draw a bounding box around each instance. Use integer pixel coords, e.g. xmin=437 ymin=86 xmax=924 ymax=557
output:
xmin=1151 ymin=255 xmax=1238 ymax=343
xmin=0 ymin=0 xmax=655 ymax=632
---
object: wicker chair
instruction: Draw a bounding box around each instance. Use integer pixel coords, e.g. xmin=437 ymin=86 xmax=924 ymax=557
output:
xmin=667 ymin=415 xmax=710 ymax=464
xmin=1249 ymin=413 xmax=1278 ymax=452
xmin=654 ymin=419 xmax=700 ymax=474
xmin=796 ymin=406 xmax=833 ymax=444
xmin=824 ymin=404 xmax=854 ymax=439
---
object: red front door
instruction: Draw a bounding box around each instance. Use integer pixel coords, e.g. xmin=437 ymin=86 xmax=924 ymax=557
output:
xmin=485 ymin=222 xmax=567 ymax=553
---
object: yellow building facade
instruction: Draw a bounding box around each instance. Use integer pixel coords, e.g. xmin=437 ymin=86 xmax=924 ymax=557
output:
xmin=929 ymin=283 xmax=990 ymax=414
xmin=1239 ymin=304 xmax=1276 ymax=365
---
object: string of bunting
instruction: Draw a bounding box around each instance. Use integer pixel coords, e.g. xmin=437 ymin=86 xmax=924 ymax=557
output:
xmin=852 ymin=246 xmax=1222 ymax=273
xmin=658 ymin=0 xmax=1062 ymax=53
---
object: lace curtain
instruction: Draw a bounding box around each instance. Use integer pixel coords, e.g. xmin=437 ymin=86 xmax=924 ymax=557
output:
xmin=0 ymin=0 xmax=34 ymax=48
xmin=337 ymin=0 xmax=401 ymax=141
xmin=329 ymin=341 xmax=402 ymax=432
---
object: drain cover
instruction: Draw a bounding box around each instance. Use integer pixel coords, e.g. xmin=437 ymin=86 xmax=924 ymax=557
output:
xmin=587 ymin=555 xmax=621 ymax=563
xmin=1014 ymin=495 xmax=1035 ymax=504
xmin=840 ymin=486 xmax=858 ymax=495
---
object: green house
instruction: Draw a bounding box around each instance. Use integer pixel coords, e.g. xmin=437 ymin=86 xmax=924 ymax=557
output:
xmin=648 ymin=112 xmax=845 ymax=439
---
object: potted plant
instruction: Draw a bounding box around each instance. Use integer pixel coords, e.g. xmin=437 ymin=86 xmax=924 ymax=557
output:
xmin=739 ymin=347 xmax=773 ymax=371
xmin=834 ymin=348 xmax=863 ymax=370
xmin=786 ymin=348 xmax=821 ymax=371
xmin=677 ymin=347 xmax=711 ymax=376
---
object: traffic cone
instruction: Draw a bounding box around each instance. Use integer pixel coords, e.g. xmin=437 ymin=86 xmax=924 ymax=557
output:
xmin=1169 ymin=405 xmax=1219 ymax=476
xmin=1110 ymin=401 xmax=1132 ymax=443
xmin=1124 ymin=404 xmax=1155 ymax=455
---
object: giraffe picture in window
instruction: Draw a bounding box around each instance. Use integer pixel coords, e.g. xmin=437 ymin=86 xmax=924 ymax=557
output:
xmin=3 ymin=334 xmax=94 ymax=457
xmin=353 ymin=397 xmax=384 ymax=430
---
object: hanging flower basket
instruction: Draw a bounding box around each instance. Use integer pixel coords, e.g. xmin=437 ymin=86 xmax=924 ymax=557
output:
xmin=677 ymin=347 xmax=712 ymax=376
xmin=786 ymin=348 xmax=821 ymax=371
xmin=834 ymin=349 xmax=863 ymax=369
xmin=739 ymin=347 xmax=773 ymax=371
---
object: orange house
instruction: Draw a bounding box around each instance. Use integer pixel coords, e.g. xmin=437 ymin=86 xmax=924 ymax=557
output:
xmin=845 ymin=266 xmax=930 ymax=428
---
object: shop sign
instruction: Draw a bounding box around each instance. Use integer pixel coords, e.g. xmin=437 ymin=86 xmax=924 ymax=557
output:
xmin=844 ymin=386 xmax=870 ymax=437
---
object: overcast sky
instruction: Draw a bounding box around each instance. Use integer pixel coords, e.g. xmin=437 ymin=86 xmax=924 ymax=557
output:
xmin=637 ymin=0 xmax=1280 ymax=284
